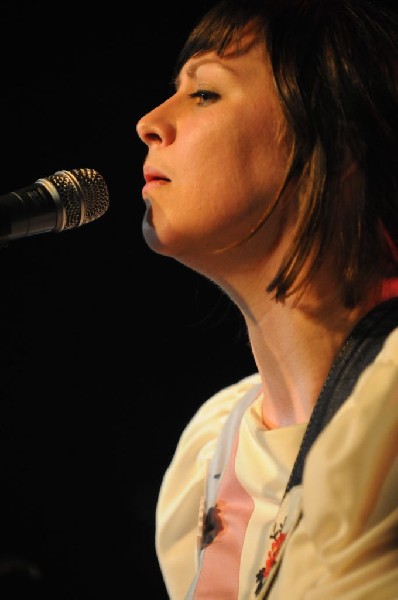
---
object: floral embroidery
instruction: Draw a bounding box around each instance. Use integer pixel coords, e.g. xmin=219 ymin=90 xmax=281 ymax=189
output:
xmin=254 ymin=518 xmax=287 ymax=596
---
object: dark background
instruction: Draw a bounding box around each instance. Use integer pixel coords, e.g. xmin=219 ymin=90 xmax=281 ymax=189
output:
xmin=0 ymin=2 xmax=256 ymax=598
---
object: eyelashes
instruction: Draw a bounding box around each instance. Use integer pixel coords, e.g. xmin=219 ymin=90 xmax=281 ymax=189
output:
xmin=188 ymin=90 xmax=221 ymax=105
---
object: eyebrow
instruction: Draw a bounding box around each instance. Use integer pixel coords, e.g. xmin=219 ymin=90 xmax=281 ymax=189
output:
xmin=174 ymin=56 xmax=235 ymax=90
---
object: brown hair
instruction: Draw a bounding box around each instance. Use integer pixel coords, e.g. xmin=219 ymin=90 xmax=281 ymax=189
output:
xmin=174 ymin=0 xmax=398 ymax=306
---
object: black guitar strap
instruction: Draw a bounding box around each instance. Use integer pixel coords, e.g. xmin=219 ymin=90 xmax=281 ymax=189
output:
xmin=259 ymin=296 xmax=398 ymax=599
xmin=284 ymin=296 xmax=398 ymax=497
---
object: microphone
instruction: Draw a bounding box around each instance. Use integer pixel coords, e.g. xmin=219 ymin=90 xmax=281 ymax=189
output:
xmin=0 ymin=168 xmax=110 ymax=243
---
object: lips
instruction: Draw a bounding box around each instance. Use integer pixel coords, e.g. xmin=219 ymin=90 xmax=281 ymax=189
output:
xmin=143 ymin=165 xmax=171 ymax=184
xmin=142 ymin=165 xmax=171 ymax=197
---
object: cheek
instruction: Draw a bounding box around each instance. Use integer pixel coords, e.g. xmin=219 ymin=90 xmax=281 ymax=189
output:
xmin=144 ymin=111 xmax=289 ymax=256
xmin=168 ymin=122 xmax=245 ymax=225
xmin=243 ymin=105 xmax=289 ymax=183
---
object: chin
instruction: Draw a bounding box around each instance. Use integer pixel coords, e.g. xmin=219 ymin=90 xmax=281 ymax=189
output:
xmin=141 ymin=208 xmax=197 ymax=260
xmin=142 ymin=220 xmax=162 ymax=253
xmin=141 ymin=219 xmax=175 ymax=257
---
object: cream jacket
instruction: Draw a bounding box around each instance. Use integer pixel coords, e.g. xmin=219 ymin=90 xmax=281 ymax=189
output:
xmin=156 ymin=328 xmax=398 ymax=599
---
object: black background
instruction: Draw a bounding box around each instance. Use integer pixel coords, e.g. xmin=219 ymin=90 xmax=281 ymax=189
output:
xmin=0 ymin=2 xmax=256 ymax=598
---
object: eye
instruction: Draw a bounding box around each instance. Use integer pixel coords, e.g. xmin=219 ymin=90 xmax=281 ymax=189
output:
xmin=189 ymin=89 xmax=220 ymax=105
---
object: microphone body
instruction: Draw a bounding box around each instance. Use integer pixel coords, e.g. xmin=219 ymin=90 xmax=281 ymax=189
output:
xmin=0 ymin=168 xmax=109 ymax=243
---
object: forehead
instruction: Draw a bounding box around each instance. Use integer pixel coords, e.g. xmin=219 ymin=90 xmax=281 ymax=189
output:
xmin=175 ymin=32 xmax=269 ymax=89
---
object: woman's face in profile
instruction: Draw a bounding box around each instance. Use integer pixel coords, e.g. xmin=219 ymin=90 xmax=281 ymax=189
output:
xmin=136 ymin=34 xmax=291 ymax=268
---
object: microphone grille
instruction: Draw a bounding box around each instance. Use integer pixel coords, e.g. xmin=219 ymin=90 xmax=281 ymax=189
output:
xmin=45 ymin=168 xmax=110 ymax=231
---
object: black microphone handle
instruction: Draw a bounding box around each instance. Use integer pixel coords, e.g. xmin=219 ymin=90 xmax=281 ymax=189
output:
xmin=0 ymin=181 xmax=60 ymax=242
xmin=0 ymin=168 xmax=110 ymax=244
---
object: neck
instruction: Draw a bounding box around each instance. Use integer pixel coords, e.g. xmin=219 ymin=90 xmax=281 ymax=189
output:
xmin=174 ymin=199 xmax=398 ymax=427
xmin=232 ymin=275 xmax=392 ymax=428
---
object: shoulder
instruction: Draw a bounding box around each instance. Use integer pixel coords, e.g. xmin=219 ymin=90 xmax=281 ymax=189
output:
xmin=158 ymin=372 xmax=260 ymax=492
xmin=374 ymin=322 xmax=398 ymax=367
xmin=306 ymin=327 xmax=398 ymax=573
xmin=332 ymin=324 xmax=398 ymax=420
xmin=174 ymin=372 xmax=261 ymax=467
xmin=303 ymin=325 xmax=398 ymax=499
xmin=156 ymin=372 xmax=260 ymax=599
xmin=271 ymin=327 xmax=398 ymax=598
xmin=183 ymin=372 xmax=261 ymax=430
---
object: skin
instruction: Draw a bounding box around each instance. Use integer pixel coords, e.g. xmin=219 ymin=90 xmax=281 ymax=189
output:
xmin=136 ymin=34 xmax=380 ymax=428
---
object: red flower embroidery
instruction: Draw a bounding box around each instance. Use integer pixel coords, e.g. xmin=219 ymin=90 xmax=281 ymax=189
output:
xmin=263 ymin=532 xmax=286 ymax=577
xmin=255 ymin=519 xmax=287 ymax=596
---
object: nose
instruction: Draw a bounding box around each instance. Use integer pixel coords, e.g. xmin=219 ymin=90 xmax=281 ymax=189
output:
xmin=136 ymin=114 xmax=160 ymax=146
xmin=136 ymin=101 xmax=175 ymax=147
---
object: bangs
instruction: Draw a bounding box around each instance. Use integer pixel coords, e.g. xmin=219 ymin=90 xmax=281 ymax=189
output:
xmin=173 ymin=0 xmax=265 ymax=80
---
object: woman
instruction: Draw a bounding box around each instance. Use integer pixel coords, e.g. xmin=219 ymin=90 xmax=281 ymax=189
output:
xmin=136 ymin=0 xmax=398 ymax=598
